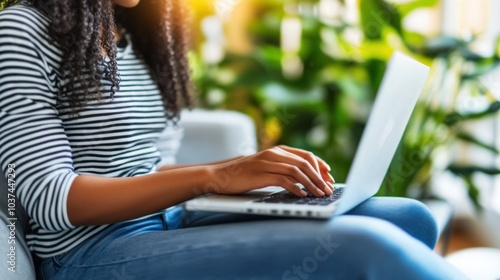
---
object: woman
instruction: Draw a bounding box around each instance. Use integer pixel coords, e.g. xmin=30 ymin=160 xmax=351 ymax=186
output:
xmin=0 ymin=0 xmax=466 ymax=279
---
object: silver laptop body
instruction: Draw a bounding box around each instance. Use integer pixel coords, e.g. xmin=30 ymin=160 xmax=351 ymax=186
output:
xmin=185 ymin=51 xmax=430 ymax=219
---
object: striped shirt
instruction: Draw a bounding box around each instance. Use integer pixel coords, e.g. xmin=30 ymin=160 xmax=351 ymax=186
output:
xmin=0 ymin=4 xmax=181 ymax=258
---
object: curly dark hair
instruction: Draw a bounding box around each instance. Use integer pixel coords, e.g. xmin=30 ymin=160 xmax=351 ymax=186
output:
xmin=0 ymin=0 xmax=193 ymax=120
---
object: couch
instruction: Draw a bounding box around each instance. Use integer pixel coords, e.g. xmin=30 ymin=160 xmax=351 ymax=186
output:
xmin=0 ymin=109 xmax=257 ymax=280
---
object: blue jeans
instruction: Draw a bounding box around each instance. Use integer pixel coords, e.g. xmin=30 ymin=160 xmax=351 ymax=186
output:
xmin=39 ymin=197 xmax=466 ymax=279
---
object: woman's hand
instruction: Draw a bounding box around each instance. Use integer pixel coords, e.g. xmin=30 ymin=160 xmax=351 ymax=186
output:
xmin=208 ymin=145 xmax=334 ymax=197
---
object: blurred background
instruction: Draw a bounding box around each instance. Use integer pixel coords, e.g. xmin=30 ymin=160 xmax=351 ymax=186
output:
xmin=186 ymin=0 xmax=500 ymax=275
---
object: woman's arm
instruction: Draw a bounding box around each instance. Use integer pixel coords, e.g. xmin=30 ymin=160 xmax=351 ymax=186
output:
xmin=155 ymin=156 xmax=243 ymax=172
xmin=67 ymin=166 xmax=212 ymax=226
xmin=67 ymin=146 xmax=334 ymax=226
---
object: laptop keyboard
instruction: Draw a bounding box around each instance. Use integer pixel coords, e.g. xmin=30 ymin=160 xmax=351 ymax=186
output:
xmin=254 ymin=187 xmax=344 ymax=206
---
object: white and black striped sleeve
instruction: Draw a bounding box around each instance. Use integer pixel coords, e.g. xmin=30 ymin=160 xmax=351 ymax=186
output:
xmin=0 ymin=11 xmax=78 ymax=231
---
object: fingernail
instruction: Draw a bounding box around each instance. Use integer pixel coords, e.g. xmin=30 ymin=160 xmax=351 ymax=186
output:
xmin=327 ymin=181 xmax=335 ymax=190
xmin=325 ymin=186 xmax=333 ymax=195
xmin=328 ymin=173 xmax=335 ymax=183
xmin=300 ymin=190 xmax=308 ymax=197
xmin=317 ymin=189 xmax=325 ymax=196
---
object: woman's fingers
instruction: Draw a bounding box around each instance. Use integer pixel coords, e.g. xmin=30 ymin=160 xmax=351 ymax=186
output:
xmin=259 ymin=150 xmax=331 ymax=196
xmin=270 ymin=175 xmax=308 ymax=197
xmin=273 ymin=147 xmax=332 ymax=196
xmin=314 ymin=154 xmax=331 ymax=171
xmin=262 ymin=161 xmax=324 ymax=196
xmin=277 ymin=145 xmax=322 ymax=174
xmin=322 ymin=169 xmax=335 ymax=186
xmin=317 ymin=156 xmax=334 ymax=184
xmin=277 ymin=145 xmax=333 ymax=181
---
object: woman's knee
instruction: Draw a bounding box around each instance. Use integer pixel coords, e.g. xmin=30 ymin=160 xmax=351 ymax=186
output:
xmin=327 ymin=216 xmax=412 ymax=253
xmin=390 ymin=197 xmax=439 ymax=248
xmin=323 ymin=216 xmax=434 ymax=279
xmin=325 ymin=216 xmax=465 ymax=280
xmin=346 ymin=197 xmax=439 ymax=248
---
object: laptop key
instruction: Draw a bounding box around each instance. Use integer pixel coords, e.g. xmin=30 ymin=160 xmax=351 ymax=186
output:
xmin=306 ymin=201 xmax=321 ymax=205
xmin=294 ymin=200 xmax=308 ymax=204
xmin=319 ymin=200 xmax=334 ymax=205
xmin=256 ymin=187 xmax=344 ymax=206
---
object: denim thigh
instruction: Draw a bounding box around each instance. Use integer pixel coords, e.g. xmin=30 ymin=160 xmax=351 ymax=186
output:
xmin=39 ymin=197 xmax=458 ymax=280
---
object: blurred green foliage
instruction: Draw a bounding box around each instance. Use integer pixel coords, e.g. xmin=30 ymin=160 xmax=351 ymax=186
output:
xmin=191 ymin=0 xmax=500 ymax=206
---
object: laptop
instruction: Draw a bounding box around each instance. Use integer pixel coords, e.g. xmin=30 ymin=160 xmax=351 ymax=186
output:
xmin=185 ymin=51 xmax=430 ymax=219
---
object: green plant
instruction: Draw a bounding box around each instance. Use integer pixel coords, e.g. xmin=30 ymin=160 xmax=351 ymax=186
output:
xmin=190 ymin=0 xmax=500 ymax=207
xmin=382 ymin=51 xmax=500 ymax=207
xmin=363 ymin=1 xmax=500 ymax=207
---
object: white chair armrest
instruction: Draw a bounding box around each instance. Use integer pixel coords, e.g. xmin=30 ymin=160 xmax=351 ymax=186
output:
xmin=175 ymin=109 xmax=257 ymax=165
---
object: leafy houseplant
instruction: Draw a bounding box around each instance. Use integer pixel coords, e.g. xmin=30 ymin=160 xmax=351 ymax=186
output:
xmin=190 ymin=0 xmax=500 ymax=206
xmin=382 ymin=51 xmax=500 ymax=207
xmin=363 ymin=0 xmax=500 ymax=206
